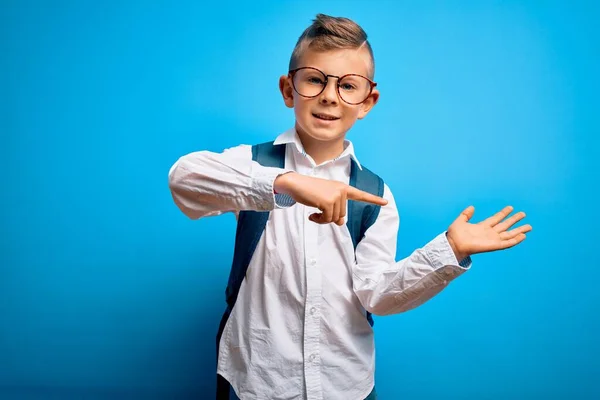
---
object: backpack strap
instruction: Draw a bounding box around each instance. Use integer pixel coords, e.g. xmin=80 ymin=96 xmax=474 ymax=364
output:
xmin=346 ymin=158 xmax=385 ymax=327
xmin=347 ymin=159 xmax=385 ymax=250
xmin=224 ymin=141 xmax=286 ymax=310
xmin=216 ymin=141 xmax=286 ymax=399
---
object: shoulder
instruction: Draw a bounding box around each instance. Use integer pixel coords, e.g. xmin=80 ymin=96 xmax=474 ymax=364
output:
xmin=224 ymin=143 xmax=253 ymax=155
xmin=186 ymin=143 xmax=254 ymax=161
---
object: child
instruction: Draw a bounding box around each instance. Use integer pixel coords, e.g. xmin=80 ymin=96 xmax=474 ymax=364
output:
xmin=168 ymin=14 xmax=531 ymax=400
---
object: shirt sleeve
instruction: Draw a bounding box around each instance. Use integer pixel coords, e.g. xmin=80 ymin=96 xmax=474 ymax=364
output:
xmin=168 ymin=144 xmax=296 ymax=220
xmin=352 ymin=183 xmax=472 ymax=316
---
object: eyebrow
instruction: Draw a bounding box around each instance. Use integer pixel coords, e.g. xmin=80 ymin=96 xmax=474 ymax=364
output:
xmin=298 ymin=67 xmax=370 ymax=79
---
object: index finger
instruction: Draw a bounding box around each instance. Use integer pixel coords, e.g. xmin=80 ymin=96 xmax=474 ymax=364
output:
xmin=482 ymin=205 xmax=514 ymax=227
xmin=347 ymin=186 xmax=388 ymax=206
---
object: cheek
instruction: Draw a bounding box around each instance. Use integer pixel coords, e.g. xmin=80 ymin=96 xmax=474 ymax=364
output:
xmin=342 ymin=106 xmax=361 ymax=121
xmin=293 ymin=96 xmax=313 ymax=116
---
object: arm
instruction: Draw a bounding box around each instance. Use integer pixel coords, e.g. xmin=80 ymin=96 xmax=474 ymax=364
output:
xmin=168 ymin=144 xmax=389 ymax=221
xmin=352 ymin=184 xmax=471 ymax=316
xmin=167 ymin=144 xmax=293 ymax=219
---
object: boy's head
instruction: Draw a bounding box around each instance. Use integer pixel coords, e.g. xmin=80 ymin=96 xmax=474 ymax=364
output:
xmin=279 ymin=14 xmax=380 ymax=145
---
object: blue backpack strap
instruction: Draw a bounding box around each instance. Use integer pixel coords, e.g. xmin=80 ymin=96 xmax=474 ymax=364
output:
xmin=224 ymin=141 xmax=286 ymax=310
xmin=347 ymin=159 xmax=385 ymax=327
xmin=216 ymin=141 xmax=286 ymax=400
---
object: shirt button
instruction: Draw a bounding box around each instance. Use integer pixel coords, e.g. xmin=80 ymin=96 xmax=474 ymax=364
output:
xmin=310 ymin=259 xmax=316 ymax=266
xmin=308 ymin=354 xmax=315 ymax=362
xmin=310 ymin=307 xmax=316 ymax=315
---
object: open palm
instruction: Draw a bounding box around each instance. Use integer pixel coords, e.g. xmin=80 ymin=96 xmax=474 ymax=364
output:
xmin=447 ymin=205 xmax=532 ymax=260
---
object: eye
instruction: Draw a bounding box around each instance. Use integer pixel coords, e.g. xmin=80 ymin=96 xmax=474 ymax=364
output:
xmin=307 ymin=76 xmax=325 ymax=85
xmin=340 ymin=82 xmax=357 ymax=91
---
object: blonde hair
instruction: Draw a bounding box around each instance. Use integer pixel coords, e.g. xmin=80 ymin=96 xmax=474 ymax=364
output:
xmin=289 ymin=14 xmax=375 ymax=79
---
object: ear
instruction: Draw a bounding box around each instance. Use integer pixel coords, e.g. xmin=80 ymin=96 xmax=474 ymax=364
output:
xmin=279 ymin=75 xmax=294 ymax=108
xmin=357 ymin=88 xmax=380 ymax=120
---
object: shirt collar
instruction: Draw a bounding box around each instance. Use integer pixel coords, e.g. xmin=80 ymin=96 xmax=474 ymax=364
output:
xmin=273 ymin=127 xmax=363 ymax=170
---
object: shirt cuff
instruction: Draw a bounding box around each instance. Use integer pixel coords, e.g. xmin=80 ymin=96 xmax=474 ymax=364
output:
xmin=251 ymin=168 xmax=296 ymax=210
xmin=424 ymin=232 xmax=472 ymax=271
xmin=274 ymin=193 xmax=296 ymax=209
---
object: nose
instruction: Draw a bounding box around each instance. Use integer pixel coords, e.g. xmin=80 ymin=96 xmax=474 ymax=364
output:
xmin=318 ymin=78 xmax=339 ymax=105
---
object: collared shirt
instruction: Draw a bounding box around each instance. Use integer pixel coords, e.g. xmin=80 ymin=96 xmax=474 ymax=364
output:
xmin=168 ymin=128 xmax=471 ymax=400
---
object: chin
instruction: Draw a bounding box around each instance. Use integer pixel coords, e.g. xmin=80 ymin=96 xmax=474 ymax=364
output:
xmin=298 ymin=123 xmax=348 ymax=143
xmin=307 ymin=129 xmax=344 ymax=142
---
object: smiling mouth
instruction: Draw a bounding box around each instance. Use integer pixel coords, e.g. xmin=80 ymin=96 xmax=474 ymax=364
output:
xmin=313 ymin=113 xmax=340 ymax=121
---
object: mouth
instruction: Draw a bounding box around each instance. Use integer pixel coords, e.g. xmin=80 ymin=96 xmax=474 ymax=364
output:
xmin=312 ymin=112 xmax=340 ymax=121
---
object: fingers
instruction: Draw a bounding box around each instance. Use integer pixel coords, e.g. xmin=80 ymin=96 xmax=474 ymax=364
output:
xmin=482 ymin=206 xmax=514 ymax=227
xmin=494 ymin=211 xmax=527 ymax=232
xmin=310 ymin=212 xmax=346 ymax=226
xmin=500 ymin=233 xmax=527 ymax=249
xmin=347 ymin=186 xmax=388 ymax=206
xmin=340 ymin=191 xmax=347 ymax=222
xmin=332 ymin=199 xmax=341 ymax=224
xmin=315 ymin=205 xmax=333 ymax=224
xmin=312 ymin=194 xmax=348 ymax=226
xmin=335 ymin=193 xmax=348 ymax=226
xmin=499 ymin=224 xmax=532 ymax=240
xmin=308 ymin=202 xmax=335 ymax=224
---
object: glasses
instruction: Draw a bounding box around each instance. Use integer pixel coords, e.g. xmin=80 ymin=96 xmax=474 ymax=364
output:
xmin=288 ymin=67 xmax=377 ymax=105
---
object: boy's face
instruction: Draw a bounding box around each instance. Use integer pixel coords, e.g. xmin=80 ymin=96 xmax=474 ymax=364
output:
xmin=279 ymin=47 xmax=379 ymax=144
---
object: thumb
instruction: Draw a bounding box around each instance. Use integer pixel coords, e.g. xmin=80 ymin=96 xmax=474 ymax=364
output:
xmin=309 ymin=213 xmax=321 ymax=223
xmin=456 ymin=205 xmax=475 ymax=223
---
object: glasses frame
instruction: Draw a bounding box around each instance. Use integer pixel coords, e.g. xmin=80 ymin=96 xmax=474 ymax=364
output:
xmin=288 ymin=67 xmax=377 ymax=105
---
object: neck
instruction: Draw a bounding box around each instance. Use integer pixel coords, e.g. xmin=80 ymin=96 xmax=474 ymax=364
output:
xmin=295 ymin=127 xmax=346 ymax=166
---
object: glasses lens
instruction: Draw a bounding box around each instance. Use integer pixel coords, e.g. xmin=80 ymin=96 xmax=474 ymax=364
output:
xmin=292 ymin=68 xmax=326 ymax=97
xmin=338 ymin=75 xmax=371 ymax=104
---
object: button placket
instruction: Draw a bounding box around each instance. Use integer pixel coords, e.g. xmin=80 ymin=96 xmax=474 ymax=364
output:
xmin=303 ymin=206 xmax=323 ymax=399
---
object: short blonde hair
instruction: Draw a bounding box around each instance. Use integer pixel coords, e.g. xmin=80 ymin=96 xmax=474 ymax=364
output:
xmin=289 ymin=14 xmax=375 ymax=79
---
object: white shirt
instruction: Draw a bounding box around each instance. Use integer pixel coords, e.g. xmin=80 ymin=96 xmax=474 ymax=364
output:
xmin=168 ymin=128 xmax=471 ymax=400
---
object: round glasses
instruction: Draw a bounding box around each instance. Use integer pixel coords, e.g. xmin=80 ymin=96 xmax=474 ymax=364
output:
xmin=289 ymin=67 xmax=377 ymax=105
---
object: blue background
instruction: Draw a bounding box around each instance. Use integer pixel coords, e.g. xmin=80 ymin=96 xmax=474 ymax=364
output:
xmin=2 ymin=0 xmax=598 ymax=398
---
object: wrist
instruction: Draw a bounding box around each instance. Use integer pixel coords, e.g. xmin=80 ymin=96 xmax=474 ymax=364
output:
xmin=446 ymin=232 xmax=469 ymax=263
xmin=274 ymin=171 xmax=296 ymax=195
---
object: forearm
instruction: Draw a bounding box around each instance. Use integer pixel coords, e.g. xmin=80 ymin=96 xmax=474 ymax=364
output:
xmin=353 ymin=232 xmax=471 ymax=316
xmin=168 ymin=145 xmax=290 ymax=219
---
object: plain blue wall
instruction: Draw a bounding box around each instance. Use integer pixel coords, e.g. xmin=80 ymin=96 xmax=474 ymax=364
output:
xmin=2 ymin=0 xmax=598 ymax=398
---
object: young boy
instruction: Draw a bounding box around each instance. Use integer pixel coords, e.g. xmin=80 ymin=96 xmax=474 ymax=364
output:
xmin=168 ymin=14 xmax=531 ymax=400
